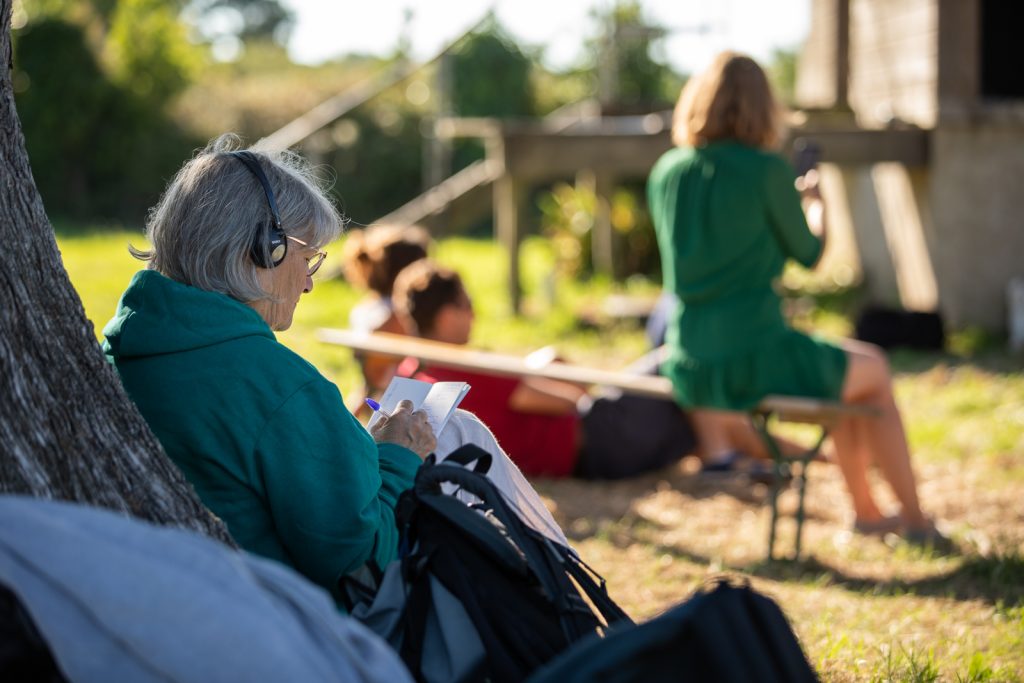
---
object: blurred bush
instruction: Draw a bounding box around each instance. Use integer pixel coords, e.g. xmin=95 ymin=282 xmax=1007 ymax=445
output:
xmin=451 ymin=28 xmax=534 ymax=118
xmin=539 ymin=181 xmax=659 ymax=281
xmin=14 ymin=16 xmax=200 ymax=223
xmin=107 ymin=0 xmax=200 ymax=103
xmin=320 ymin=106 xmax=427 ymax=228
xmin=13 ymin=0 xmax=202 ymax=226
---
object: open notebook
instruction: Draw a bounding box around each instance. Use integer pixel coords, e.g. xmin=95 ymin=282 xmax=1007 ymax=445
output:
xmin=366 ymin=377 xmax=471 ymax=437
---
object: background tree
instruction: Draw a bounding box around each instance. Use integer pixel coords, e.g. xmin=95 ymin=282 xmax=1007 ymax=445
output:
xmin=589 ymin=0 xmax=677 ymax=114
xmin=13 ymin=0 xmax=201 ymax=223
xmin=0 ymin=0 xmax=232 ymax=544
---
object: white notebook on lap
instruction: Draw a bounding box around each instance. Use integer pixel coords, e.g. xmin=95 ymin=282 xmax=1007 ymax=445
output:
xmin=366 ymin=377 xmax=470 ymax=437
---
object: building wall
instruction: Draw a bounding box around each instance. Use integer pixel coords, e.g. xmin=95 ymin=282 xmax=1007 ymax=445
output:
xmin=930 ymin=123 xmax=1024 ymax=329
xmin=796 ymin=0 xmax=1024 ymax=332
xmin=795 ymin=0 xmax=846 ymax=108
xmin=848 ymin=0 xmax=938 ymax=127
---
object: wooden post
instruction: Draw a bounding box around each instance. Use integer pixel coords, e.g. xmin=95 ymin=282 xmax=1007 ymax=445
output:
xmin=494 ymin=169 xmax=524 ymax=314
xmin=835 ymin=0 xmax=850 ymax=109
xmin=594 ymin=171 xmax=616 ymax=277
xmin=576 ymin=169 xmax=616 ymax=278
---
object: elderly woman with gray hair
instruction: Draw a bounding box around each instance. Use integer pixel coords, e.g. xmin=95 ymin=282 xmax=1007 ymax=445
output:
xmin=102 ymin=136 xmax=564 ymax=606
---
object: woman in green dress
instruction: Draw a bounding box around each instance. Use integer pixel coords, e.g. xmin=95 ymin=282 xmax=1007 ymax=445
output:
xmin=648 ymin=51 xmax=938 ymax=541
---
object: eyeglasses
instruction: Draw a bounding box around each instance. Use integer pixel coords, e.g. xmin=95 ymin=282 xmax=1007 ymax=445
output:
xmin=286 ymin=235 xmax=327 ymax=276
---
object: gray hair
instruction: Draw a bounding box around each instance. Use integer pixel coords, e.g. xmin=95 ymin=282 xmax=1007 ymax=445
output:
xmin=131 ymin=133 xmax=345 ymax=303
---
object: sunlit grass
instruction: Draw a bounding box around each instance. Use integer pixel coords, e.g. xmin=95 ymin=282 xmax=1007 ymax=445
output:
xmin=58 ymin=227 xmax=1024 ymax=682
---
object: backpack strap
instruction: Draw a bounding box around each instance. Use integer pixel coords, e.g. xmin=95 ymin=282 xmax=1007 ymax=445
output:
xmin=414 ymin=453 xmax=611 ymax=641
xmin=561 ymin=548 xmax=633 ymax=627
xmin=434 ymin=444 xmax=493 ymax=474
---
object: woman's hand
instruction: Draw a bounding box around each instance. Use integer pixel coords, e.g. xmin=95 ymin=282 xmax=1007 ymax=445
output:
xmin=796 ymin=169 xmax=827 ymax=241
xmin=795 ymin=168 xmax=821 ymax=200
xmin=369 ymin=399 xmax=436 ymax=459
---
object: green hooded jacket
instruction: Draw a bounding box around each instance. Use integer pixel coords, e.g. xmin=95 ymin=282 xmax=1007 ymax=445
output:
xmin=103 ymin=270 xmax=420 ymax=600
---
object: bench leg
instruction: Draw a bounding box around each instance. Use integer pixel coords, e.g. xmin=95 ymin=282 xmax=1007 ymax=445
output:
xmin=793 ymin=430 xmax=827 ymax=559
xmin=752 ymin=413 xmax=785 ymax=561
xmin=752 ymin=413 xmax=829 ymax=561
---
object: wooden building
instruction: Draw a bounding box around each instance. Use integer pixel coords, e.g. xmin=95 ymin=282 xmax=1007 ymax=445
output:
xmin=798 ymin=0 xmax=1024 ymax=331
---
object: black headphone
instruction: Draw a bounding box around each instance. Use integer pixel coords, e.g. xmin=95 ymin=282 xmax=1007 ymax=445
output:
xmin=227 ymin=150 xmax=288 ymax=268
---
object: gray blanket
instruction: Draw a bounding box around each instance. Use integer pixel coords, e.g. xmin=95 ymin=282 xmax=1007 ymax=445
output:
xmin=0 ymin=495 xmax=412 ymax=683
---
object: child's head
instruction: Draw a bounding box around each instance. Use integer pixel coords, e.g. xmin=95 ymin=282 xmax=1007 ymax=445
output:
xmin=393 ymin=260 xmax=474 ymax=344
xmin=341 ymin=223 xmax=432 ymax=297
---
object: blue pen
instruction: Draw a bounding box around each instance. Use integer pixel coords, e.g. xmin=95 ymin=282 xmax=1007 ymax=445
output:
xmin=364 ymin=398 xmax=392 ymax=418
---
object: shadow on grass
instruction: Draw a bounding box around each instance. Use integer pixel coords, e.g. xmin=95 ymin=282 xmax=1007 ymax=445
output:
xmin=538 ymin=468 xmax=828 ymax=538
xmin=743 ymin=552 xmax=1024 ymax=606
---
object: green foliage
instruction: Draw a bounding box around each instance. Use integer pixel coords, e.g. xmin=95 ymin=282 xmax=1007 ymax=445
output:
xmin=610 ymin=182 xmax=661 ymax=278
xmin=450 ymin=28 xmax=534 ymax=117
xmin=767 ymin=48 xmax=799 ymax=106
xmin=539 ymin=183 xmax=597 ymax=277
xmin=325 ymin=106 xmax=426 ymax=226
xmin=107 ymin=0 xmax=201 ymax=103
xmin=539 ymin=181 xmax=660 ymax=281
xmin=447 ymin=26 xmax=536 ymax=175
xmin=956 ymin=653 xmax=996 ymax=682
xmin=188 ymin=0 xmax=295 ymax=44
xmin=531 ymin=67 xmax=593 ymax=115
xmin=13 ymin=3 xmax=202 ymax=224
xmin=13 ymin=19 xmax=113 ymax=218
xmin=587 ymin=0 xmax=676 ymax=112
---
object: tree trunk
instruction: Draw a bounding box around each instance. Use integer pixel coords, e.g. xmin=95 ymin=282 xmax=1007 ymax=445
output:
xmin=0 ymin=1 xmax=233 ymax=545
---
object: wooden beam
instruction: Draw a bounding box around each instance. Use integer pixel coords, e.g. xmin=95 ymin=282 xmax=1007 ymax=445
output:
xmin=754 ymin=395 xmax=879 ymax=424
xmin=317 ymin=328 xmax=878 ymax=424
xmin=788 ymin=128 xmax=930 ymax=166
xmin=317 ymin=328 xmax=677 ymax=399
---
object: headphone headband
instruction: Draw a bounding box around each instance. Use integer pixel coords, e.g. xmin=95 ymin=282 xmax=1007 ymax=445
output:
xmin=227 ymin=150 xmax=288 ymax=268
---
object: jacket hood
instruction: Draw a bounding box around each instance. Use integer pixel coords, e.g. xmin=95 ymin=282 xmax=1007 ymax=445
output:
xmin=103 ymin=270 xmax=274 ymax=360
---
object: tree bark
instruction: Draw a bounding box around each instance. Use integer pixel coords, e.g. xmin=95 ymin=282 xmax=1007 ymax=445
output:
xmin=0 ymin=0 xmax=233 ymax=545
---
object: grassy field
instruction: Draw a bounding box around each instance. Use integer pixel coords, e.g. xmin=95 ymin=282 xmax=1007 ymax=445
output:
xmin=60 ymin=228 xmax=1024 ymax=681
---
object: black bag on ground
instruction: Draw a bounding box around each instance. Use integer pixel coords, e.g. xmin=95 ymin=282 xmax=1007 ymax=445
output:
xmin=855 ymin=305 xmax=945 ymax=350
xmin=526 ymin=578 xmax=818 ymax=683
xmin=342 ymin=445 xmax=633 ymax=683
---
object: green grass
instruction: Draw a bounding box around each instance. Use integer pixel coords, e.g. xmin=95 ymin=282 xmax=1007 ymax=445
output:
xmin=58 ymin=227 xmax=1024 ymax=682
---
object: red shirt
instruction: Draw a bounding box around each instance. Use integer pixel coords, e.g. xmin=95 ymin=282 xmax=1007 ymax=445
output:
xmin=397 ymin=358 xmax=579 ymax=477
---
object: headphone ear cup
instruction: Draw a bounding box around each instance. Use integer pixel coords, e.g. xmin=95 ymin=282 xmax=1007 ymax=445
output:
xmin=267 ymin=224 xmax=288 ymax=266
xmin=250 ymin=221 xmax=288 ymax=269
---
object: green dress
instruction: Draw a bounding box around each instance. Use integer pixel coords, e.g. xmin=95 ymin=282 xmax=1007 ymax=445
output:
xmin=647 ymin=141 xmax=847 ymax=410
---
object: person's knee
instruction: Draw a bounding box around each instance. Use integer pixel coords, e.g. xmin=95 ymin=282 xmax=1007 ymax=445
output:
xmin=844 ymin=345 xmax=895 ymax=403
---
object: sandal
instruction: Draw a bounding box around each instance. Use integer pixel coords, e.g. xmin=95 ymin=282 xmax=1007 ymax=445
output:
xmin=900 ymin=520 xmax=955 ymax=551
xmin=700 ymin=451 xmax=781 ymax=485
xmin=852 ymin=515 xmax=901 ymax=536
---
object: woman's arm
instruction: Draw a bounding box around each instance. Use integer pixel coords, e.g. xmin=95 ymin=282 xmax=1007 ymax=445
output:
xmin=765 ymin=156 xmax=826 ymax=269
xmin=507 ymin=377 xmax=589 ymax=416
xmin=255 ymin=379 xmax=421 ymax=591
xmin=797 ymin=169 xmax=828 ymax=268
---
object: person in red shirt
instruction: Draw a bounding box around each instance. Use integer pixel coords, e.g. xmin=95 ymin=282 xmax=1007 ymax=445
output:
xmin=340 ymin=224 xmax=432 ymax=417
xmin=391 ymin=260 xmax=700 ymax=479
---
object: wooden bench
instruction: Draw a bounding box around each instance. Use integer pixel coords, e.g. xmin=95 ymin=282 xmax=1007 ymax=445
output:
xmin=317 ymin=328 xmax=875 ymax=561
xmin=752 ymin=396 xmax=879 ymax=561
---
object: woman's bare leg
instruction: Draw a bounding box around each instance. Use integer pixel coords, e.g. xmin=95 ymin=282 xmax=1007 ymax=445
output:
xmin=839 ymin=340 xmax=927 ymax=528
xmin=830 ymin=411 xmax=886 ymax=523
xmin=691 ymin=409 xmax=739 ymax=462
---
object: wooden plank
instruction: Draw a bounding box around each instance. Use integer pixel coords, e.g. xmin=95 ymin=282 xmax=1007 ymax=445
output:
xmin=318 ymin=329 xmax=879 ymax=422
xmin=317 ymin=328 xmax=677 ymax=400
xmin=756 ymin=395 xmax=880 ymax=424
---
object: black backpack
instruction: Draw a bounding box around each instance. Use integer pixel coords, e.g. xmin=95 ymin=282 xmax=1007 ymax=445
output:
xmin=342 ymin=445 xmax=633 ymax=683
xmin=527 ymin=578 xmax=819 ymax=683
